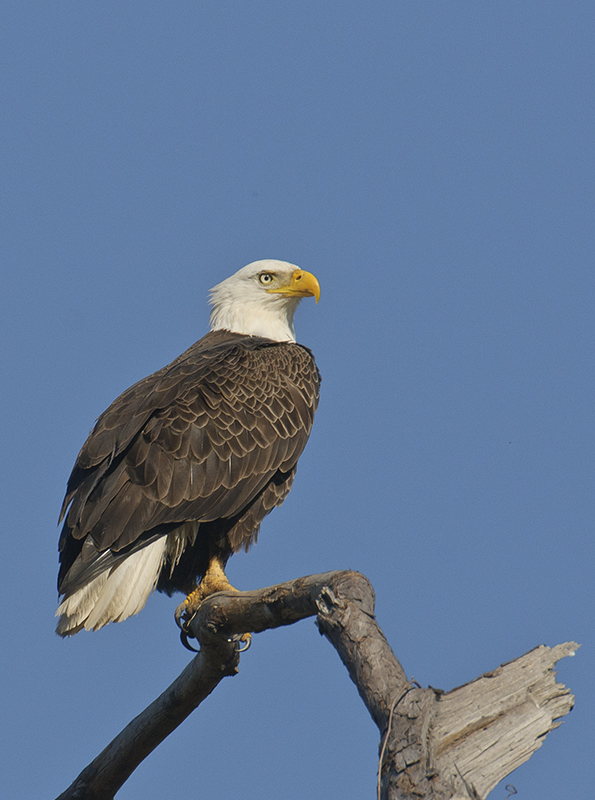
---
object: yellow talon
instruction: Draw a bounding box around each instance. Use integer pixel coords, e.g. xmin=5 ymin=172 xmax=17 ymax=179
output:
xmin=174 ymin=552 xmax=252 ymax=651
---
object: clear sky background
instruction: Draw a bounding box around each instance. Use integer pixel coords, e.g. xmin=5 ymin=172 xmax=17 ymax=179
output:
xmin=2 ymin=3 xmax=593 ymax=798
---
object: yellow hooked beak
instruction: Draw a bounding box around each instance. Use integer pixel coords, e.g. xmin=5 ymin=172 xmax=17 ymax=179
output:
xmin=267 ymin=269 xmax=321 ymax=303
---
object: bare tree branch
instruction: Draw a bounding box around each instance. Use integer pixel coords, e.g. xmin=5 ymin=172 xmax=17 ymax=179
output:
xmin=428 ymin=641 xmax=578 ymax=799
xmin=56 ymin=570 xmax=577 ymax=800
xmin=56 ymin=570 xmax=351 ymax=800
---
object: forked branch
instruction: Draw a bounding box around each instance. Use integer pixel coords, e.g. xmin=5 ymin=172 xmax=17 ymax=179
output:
xmin=56 ymin=570 xmax=577 ymax=800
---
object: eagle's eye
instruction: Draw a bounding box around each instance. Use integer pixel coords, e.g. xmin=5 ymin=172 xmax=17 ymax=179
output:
xmin=259 ymin=273 xmax=275 ymax=285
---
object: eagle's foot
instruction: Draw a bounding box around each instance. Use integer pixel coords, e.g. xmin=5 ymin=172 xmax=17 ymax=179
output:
xmin=175 ymin=553 xmax=236 ymax=627
xmin=176 ymin=570 xmax=238 ymax=622
xmin=174 ymin=554 xmax=248 ymax=648
xmin=175 ymin=588 xmax=252 ymax=654
xmin=174 ymin=583 xmax=225 ymax=632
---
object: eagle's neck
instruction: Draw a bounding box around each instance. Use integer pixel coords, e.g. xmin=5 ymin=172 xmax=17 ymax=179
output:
xmin=209 ymin=295 xmax=299 ymax=343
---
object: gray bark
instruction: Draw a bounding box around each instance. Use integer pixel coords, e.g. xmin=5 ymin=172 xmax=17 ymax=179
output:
xmin=56 ymin=570 xmax=577 ymax=800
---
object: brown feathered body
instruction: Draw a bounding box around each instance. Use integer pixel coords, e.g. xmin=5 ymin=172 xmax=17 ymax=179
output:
xmin=57 ymin=330 xmax=320 ymax=635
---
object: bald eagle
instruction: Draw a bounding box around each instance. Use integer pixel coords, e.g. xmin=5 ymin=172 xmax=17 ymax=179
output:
xmin=56 ymin=260 xmax=320 ymax=636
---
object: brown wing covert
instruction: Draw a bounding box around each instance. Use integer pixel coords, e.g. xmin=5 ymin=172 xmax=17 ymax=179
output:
xmin=57 ymin=331 xmax=320 ymax=597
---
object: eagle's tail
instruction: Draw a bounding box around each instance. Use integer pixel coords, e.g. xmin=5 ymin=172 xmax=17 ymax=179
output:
xmin=56 ymin=538 xmax=167 ymax=636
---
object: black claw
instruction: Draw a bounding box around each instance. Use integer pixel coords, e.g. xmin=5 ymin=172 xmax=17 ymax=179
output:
xmin=180 ymin=629 xmax=200 ymax=653
xmin=174 ymin=600 xmax=188 ymax=631
xmin=174 ymin=600 xmax=198 ymax=634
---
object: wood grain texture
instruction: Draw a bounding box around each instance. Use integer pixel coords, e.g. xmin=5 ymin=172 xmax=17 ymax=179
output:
xmin=429 ymin=641 xmax=578 ymax=800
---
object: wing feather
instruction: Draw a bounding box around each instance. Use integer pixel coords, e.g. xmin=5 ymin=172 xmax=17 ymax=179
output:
xmin=58 ymin=331 xmax=320 ymax=592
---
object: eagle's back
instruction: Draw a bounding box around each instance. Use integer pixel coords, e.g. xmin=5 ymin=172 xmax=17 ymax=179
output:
xmin=58 ymin=330 xmax=320 ymax=602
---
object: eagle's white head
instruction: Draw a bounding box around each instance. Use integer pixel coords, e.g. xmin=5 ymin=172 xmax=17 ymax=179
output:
xmin=209 ymin=259 xmax=321 ymax=342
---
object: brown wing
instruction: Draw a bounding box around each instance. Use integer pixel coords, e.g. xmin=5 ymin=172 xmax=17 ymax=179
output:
xmin=58 ymin=331 xmax=320 ymax=589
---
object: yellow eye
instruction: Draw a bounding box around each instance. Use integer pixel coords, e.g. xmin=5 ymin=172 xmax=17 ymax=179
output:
xmin=259 ymin=273 xmax=274 ymax=285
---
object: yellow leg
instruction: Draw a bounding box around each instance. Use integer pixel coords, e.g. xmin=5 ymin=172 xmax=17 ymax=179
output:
xmin=174 ymin=554 xmax=251 ymax=650
xmin=183 ymin=553 xmax=237 ymax=614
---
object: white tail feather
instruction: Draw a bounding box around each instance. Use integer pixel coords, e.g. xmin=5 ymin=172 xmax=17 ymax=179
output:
xmin=56 ymin=539 xmax=167 ymax=636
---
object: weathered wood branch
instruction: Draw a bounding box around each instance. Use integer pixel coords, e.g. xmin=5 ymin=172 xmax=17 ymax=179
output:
xmin=375 ymin=640 xmax=577 ymax=800
xmin=428 ymin=641 xmax=577 ymax=799
xmin=56 ymin=570 xmax=577 ymax=800
xmin=56 ymin=570 xmax=350 ymax=800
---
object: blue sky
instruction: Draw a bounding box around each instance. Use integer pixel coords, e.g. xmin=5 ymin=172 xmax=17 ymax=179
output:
xmin=2 ymin=3 xmax=593 ymax=798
